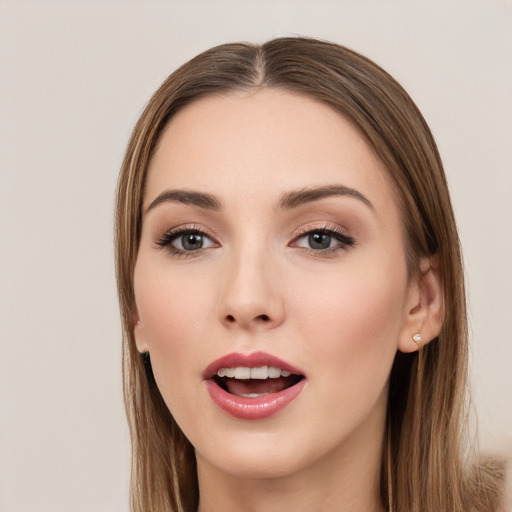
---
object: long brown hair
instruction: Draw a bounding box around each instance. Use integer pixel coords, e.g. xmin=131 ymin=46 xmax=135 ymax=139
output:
xmin=115 ymin=37 xmax=505 ymax=511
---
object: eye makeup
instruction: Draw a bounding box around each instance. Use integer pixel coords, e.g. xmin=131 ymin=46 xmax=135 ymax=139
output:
xmin=155 ymin=224 xmax=218 ymax=257
xmin=290 ymin=223 xmax=355 ymax=257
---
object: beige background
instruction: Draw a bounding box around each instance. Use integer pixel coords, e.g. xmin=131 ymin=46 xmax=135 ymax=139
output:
xmin=1 ymin=1 xmax=511 ymax=511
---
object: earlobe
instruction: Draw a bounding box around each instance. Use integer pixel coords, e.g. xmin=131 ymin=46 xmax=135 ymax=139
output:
xmin=133 ymin=314 xmax=150 ymax=354
xmin=398 ymin=256 xmax=443 ymax=354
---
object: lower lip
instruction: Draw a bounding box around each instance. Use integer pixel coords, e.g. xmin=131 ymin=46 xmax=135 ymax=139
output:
xmin=204 ymin=379 xmax=306 ymax=420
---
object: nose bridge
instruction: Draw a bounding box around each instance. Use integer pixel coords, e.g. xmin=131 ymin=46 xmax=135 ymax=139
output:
xmin=219 ymin=235 xmax=284 ymax=330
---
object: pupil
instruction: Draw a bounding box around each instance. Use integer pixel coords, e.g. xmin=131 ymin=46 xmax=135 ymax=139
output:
xmin=309 ymin=232 xmax=331 ymax=249
xmin=182 ymin=233 xmax=203 ymax=250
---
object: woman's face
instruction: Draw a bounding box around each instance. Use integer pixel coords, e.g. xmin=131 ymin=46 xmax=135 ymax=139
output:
xmin=133 ymin=89 xmax=417 ymax=481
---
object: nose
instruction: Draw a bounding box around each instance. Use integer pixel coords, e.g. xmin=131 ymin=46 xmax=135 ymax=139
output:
xmin=218 ymin=247 xmax=285 ymax=331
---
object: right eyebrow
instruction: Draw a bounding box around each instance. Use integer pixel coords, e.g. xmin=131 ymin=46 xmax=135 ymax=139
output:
xmin=144 ymin=189 xmax=222 ymax=214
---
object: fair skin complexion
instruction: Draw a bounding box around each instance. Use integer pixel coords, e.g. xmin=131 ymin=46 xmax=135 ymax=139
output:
xmin=133 ymin=88 xmax=442 ymax=512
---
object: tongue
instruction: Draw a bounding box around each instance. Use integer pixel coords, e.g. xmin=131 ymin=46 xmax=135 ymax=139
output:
xmin=224 ymin=377 xmax=292 ymax=396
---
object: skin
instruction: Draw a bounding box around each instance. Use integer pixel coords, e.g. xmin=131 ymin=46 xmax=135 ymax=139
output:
xmin=133 ymin=89 xmax=442 ymax=512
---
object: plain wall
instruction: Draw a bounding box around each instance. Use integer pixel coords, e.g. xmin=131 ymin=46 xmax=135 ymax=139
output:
xmin=0 ymin=1 xmax=511 ymax=511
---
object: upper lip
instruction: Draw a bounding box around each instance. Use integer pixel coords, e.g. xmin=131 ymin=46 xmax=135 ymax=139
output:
xmin=203 ymin=351 xmax=305 ymax=379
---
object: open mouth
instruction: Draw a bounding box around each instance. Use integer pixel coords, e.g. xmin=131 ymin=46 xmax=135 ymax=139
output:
xmin=213 ymin=366 xmax=304 ymax=398
xmin=203 ymin=352 xmax=306 ymax=419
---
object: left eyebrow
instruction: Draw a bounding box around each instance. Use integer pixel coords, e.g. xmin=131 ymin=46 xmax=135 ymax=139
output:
xmin=278 ymin=185 xmax=374 ymax=211
xmin=145 ymin=189 xmax=222 ymax=214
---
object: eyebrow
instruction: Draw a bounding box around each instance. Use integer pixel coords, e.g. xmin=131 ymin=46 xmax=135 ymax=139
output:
xmin=145 ymin=184 xmax=373 ymax=215
xmin=145 ymin=189 xmax=222 ymax=214
xmin=278 ymin=185 xmax=373 ymax=210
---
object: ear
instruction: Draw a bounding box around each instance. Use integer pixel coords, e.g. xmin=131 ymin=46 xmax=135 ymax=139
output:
xmin=398 ymin=256 xmax=443 ymax=353
xmin=132 ymin=311 xmax=150 ymax=354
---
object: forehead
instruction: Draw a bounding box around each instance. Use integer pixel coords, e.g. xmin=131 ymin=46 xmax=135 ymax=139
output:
xmin=144 ymin=88 xmax=397 ymax=216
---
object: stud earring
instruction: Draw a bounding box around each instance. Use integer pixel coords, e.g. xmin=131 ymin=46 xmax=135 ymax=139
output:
xmin=412 ymin=333 xmax=422 ymax=345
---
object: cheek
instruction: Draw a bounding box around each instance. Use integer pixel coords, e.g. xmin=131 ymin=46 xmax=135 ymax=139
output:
xmin=291 ymin=256 xmax=408 ymax=387
xmin=133 ymin=256 xmax=216 ymax=387
xmin=281 ymin=258 xmax=408 ymax=452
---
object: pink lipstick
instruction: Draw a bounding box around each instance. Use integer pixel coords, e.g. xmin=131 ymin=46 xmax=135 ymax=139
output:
xmin=203 ymin=351 xmax=306 ymax=420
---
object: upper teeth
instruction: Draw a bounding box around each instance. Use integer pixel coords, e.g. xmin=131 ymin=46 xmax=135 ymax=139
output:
xmin=217 ymin=366 xmax=292 ymax=379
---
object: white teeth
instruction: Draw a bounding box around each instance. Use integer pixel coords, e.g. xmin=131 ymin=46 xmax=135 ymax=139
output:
xmin=234 ymin=367 xmax=251 ymax=379
xmin=268 ymin=366 xmax=281 ymax=378
xmin=216 ymin=366 xmax=293 ymax=379
xmin=250 ymin=366 xmax=268 ymax=379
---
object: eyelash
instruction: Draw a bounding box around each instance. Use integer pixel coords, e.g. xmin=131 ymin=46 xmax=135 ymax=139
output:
xmin=155 ymin=224 xmax=355 ymax=257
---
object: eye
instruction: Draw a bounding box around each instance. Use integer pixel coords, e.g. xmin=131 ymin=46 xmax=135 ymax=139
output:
xmin=292 ymin=227 xmax=355 ymax=252
xmin=156 ymin=228 xmax=216 ymax=255
xmin=174 ymin=232 xmax=213 ymax=251
xmin=305 ymin=232 xmax=334 ymax=250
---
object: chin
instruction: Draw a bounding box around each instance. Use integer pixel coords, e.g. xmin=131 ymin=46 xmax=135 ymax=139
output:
xmin=196 ymin=442 xmax=311 ymax=481
xmin=192 ymin=418 xmax=348 ymax=483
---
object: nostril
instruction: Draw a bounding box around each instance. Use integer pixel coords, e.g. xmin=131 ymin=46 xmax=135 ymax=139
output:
xmin=223 ymin=313 xmax=272 ymax=325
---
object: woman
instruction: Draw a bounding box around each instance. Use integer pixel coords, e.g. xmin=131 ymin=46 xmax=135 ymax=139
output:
xmin=115 ymin=37 xmax=505 ymax=511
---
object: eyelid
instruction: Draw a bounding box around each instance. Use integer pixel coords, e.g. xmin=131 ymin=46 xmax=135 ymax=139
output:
xmin=293 ymin=221 xmax=351 ymax=239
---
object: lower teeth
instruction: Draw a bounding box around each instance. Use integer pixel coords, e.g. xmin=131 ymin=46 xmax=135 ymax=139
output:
xmin=237 ymin=392 xmax=271 ymax=398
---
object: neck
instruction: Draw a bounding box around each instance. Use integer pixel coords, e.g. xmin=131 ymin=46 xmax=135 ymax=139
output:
xmin=197 ymin=462 xmax=384 ymax=512
xmin=196 ymin=395 xmax=387 ymax=512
